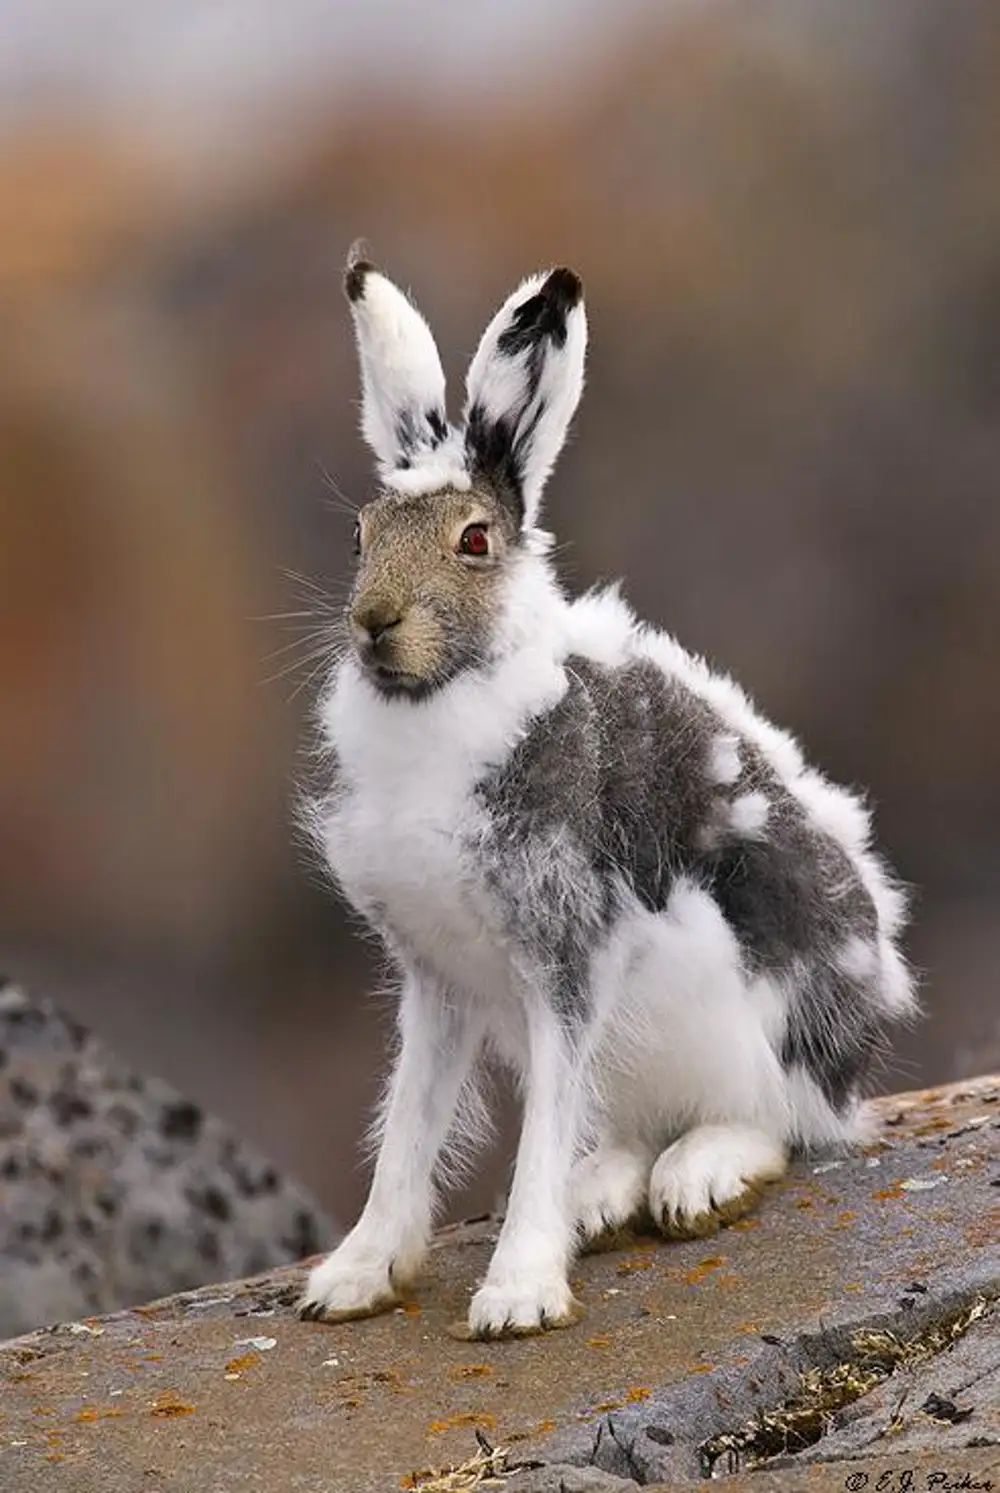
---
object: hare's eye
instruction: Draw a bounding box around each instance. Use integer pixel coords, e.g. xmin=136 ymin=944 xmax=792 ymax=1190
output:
xmin=352 ymin=520 xmax=362 ymax=556
xmin=458 ymin=523 xmax=490 ymax=558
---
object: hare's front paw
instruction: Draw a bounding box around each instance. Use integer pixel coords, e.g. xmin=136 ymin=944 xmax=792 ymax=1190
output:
xmin=299 ymin=1244 xmax=400 ymax=1323
xmin=573 ymin=1145 xmax=650 ymax=1250
xmin=464 ymin=1275 xmax=583 ymax=1340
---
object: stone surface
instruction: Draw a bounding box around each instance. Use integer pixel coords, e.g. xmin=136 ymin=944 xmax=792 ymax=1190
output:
xmin=0 ymin=1076 xmax=997 ymax=1492
xmin=0 ymin=981 xmax=337 ymax=1339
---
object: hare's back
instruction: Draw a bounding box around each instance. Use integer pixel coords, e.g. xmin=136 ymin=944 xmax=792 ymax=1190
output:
xmin=478 ymin=649 xmax=883 ymax=976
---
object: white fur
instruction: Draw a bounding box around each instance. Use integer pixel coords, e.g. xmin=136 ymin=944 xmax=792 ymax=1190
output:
xmin=347 ymin=266 xmax=468 ymax=492
xmin=729 ymin=790 xmax=770 ymax=838
xmin=838 ymin=935 xmax=879 ymax=981
xmin=387 ymin=445 xmax=471 ymax=496
xmin=572 ymin=1145 xmax=652 ymax=1242
xmin=708 ymin=733 xmax=742 ymax=786
xmin=464 ymin=272 xmax=587 ymax=528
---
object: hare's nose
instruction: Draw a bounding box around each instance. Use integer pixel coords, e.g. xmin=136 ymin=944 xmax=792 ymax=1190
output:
xmin=352 ymin=601 xmax=402 ymax=646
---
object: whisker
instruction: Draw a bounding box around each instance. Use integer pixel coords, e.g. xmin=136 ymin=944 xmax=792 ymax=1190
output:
xmin=262 ymin=629 xmax=339 ymax=664
xmin=261 ymin=640 xmax=345 ymax=690
xmin=252 ymin=609 xmax=322 ymax=622
xmin=315 ymin=461 xmax=361 ymax=514
xmin=286 ymin=651 xmax=340 ymax=703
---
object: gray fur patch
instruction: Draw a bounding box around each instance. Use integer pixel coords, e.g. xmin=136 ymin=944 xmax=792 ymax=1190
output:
xmin=477 ymin=655 xmax=886 ymax=1106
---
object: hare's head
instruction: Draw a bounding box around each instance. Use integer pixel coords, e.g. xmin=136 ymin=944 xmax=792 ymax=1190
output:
xmin=342 ymin=246 xmax=586 ymax=699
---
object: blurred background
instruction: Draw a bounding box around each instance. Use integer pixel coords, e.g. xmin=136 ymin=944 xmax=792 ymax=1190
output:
xmin=1 ymin=0 xmax=998 ymax=1231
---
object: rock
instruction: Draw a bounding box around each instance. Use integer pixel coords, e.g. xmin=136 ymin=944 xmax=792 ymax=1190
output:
xmin=0 ymin=981 xmax=337 ymax=1339
xmin=0 ymin=1075 xmax=997 ymax=1493
xmin=505 ymin=1467 xmax=639 ymax=1491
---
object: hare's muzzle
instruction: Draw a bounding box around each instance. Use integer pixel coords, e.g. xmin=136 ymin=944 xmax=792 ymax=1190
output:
xmin=351 ymin=601 xmax=403 ymax=655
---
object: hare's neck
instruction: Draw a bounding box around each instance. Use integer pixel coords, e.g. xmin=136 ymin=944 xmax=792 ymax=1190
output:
xmin=324 ymin=556 xmax=572 ymax=787
xmin=493 ymin=549 xmax=570 ymax=661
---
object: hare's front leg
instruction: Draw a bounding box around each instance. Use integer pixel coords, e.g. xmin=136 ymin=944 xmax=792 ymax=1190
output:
xmin=467 ymin=1001 xmax=585 ymax=1339
xmin=300 ymin=973 xmax=481 ymax=1322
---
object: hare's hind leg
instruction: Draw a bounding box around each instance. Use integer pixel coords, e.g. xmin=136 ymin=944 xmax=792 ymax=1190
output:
xmin=572 ymin=1141 xmax=655 ymax=1251
xmin=590 ymin=886 xmax=791 ymax=1245
xmin=649 ymin=1124 xmax=787 ymax=1240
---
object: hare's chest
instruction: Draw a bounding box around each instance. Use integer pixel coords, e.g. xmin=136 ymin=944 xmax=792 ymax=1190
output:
xmin=323 ymin=776 xmax=505 ymax=993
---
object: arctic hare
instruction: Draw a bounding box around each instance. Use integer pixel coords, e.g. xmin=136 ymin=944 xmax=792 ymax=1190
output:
xmin=299 ymin=250 xmax=914 ymax=1338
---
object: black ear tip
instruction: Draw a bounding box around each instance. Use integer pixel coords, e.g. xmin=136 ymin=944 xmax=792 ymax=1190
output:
xmin=542 ymin=266 xmax=584 ymax=309
xmin=344 ymin=240 xmax=377 ymax=302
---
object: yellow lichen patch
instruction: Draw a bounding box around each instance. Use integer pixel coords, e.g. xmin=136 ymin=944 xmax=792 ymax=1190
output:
xmin=427 ymin=1412 xmax=497 ymax=1436
xmin=687 ymin=1362 xmax=715 ymax=1375
xmin=682 ymin=1255 xmax=725 ymax=1286
xmin=625 ymin=1387 xmax=650 ymax=1402
xmin=372 ymin=1368 xmax=412 ymax=1395
xmin=835 ymin=1211 xmax=857 ymax=1226
xmin=448 ymin=1364 xmax=492 ymax=1380
xmin=873 ymin=1183 xmax=907 ymax=1200
xmin=150 ymin=1392 xmax=195 ymax=1418
xmin=585 ymin=1335 xmax=612 ymax=1349
xmin=400 ymin=1301 xmax=422 ymax=1317
xmin=843 ymin=1282 xmax=863 ymax=1293
xmin=72 ymin=1407 xmax=124 ymax=1423
xmin=616 ymin=1256 xmax=654 ymax=1274
xmin=508 ymin=1417 xmax=557 ymax=1442
xmin=727 ymin=1217 xmax=760 ymax=1232
xmin=224 ymin=1353 xmax=260 ymax=1376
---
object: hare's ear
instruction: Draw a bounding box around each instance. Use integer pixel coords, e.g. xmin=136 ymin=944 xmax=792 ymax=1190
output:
xmin=344 ymin=245 xmax=466 ymax=493
xmin=463 ymin=267 xmax=586 ymax=528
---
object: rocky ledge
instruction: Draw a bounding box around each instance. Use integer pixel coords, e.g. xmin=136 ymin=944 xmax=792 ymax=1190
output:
xmin=2 ymin=1075 xmax=998 ymax=1493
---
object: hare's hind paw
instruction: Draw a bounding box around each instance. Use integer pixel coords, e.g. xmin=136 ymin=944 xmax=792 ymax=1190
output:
xmin=650 ymin=1124 xmax=786 ymax=1241
xmin=572 ymin=1145 xmax=651 ymax=1252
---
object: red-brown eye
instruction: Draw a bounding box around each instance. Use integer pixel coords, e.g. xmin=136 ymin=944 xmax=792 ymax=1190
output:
xmin=458 ymin=523 xmax=490 ymax=557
